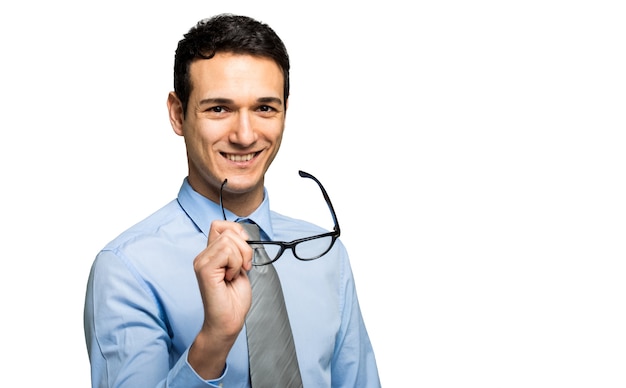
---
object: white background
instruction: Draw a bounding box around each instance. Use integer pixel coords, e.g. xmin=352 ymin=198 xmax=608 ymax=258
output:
xmin=1 ymin=1 xmax=625 ymax=386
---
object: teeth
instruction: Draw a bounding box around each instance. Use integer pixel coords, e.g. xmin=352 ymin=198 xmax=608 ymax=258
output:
xmin=226 ymin=153 xmax=255 ymax=162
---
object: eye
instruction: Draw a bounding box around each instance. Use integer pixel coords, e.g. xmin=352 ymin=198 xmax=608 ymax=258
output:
xmin=203 ymin=105 xmax=232 ymax=117
xmin=256 ymin=105 xmax=282 ymax=118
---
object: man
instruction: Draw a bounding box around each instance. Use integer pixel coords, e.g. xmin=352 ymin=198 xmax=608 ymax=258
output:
xmin=84 ymin=13 xmax=380 ymax=387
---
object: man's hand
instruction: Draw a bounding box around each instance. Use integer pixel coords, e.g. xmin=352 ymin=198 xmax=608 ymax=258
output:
xmin=188 ymin=220 xmax=253 ymax=379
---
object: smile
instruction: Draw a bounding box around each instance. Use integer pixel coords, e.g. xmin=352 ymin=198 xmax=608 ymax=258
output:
xmin=223 ymin=152 xmax=258 ymax=162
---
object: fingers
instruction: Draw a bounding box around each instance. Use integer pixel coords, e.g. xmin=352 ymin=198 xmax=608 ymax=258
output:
xmin=196 ymin=220 xmax=253 ymax=280
xmin=208 ymin=220 xmax=250 ymax=243
xmin=193 ymin=220 xmax=254 ymax=336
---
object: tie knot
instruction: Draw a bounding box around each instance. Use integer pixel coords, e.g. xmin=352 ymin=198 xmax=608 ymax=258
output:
xmin=238 ymin=220 xmax=261 ymax=241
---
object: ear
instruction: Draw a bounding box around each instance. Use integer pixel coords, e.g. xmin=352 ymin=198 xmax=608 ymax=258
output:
xmin=167 ymin=92 xmax=184 ymax=136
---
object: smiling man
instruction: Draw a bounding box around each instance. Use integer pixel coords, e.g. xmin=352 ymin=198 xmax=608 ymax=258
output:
xmin=84 ymin=14 xmax=380 ymax=387
xmin=169 ymin=53 xmax=285 ymax=216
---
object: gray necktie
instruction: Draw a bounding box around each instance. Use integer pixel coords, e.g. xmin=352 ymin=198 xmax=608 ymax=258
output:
xmin=239 ymin=221 xmax=303 ymax=388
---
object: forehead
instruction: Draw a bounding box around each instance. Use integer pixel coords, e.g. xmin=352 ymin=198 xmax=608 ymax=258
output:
xmin=188 ymin=53 xmax=284 ymax=99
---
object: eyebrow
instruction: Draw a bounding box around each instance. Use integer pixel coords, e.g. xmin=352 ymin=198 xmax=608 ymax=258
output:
xmin=257 ymin=97 xmax=283 ymax=106
xmin=198 ymin=97 xmax=234 ymax=106
xmin=198 ymin=97 xmax=283 ymax=106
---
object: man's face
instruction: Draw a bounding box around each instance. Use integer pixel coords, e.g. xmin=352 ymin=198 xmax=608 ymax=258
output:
xmin=173 ymin=53 xmax=286 ymax=206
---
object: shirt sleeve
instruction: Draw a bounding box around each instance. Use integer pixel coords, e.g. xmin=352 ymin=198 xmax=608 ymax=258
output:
xmin=330 ymin=245 xmax=382 ymax=388
xmin=84 ymin=249 xmax=224 ymax=388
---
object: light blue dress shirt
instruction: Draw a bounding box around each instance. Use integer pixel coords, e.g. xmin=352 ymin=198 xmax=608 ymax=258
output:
xmin=84 ymin=178 xmax=380 ymax=387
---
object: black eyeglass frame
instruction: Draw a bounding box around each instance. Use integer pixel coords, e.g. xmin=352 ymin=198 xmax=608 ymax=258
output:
xmin=220 ymin=170 xmax=341 ymax=266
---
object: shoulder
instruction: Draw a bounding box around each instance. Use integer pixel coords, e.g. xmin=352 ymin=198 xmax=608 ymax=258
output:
xmin=102 ymin=199 xmax=192 ymax=253
xmin=92 ymin=199 xmax=203 ymax=288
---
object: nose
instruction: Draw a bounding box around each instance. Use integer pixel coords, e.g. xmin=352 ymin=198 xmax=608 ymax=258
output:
xmin=229 ymin=110 xmax=257 ymax=146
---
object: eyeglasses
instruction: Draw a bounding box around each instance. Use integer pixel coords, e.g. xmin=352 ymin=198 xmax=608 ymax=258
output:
xmin=220 ymin=170 xmax=341 ymax=266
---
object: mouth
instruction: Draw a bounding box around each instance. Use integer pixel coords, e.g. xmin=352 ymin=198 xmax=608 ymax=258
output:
xmin=222 ymin=151 xmax=259 ymax=162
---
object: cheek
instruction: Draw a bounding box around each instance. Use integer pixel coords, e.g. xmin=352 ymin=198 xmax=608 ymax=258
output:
xmin=189 ymin=122 xmax=226 ymax=144
xmin=268 ymin=120 xmax=285 ymax=142
xmin=182 ymin=126 xmax=220 ymax=162
xmin=274 ymin=128 xmax=284 ymax=145
xmin=254 ymin=117 xmax=284 ymax=146
xmin=267 ymin=131 xmax=284 ymax=162
xmin=270 ymin=128 xmax=284 ymax=154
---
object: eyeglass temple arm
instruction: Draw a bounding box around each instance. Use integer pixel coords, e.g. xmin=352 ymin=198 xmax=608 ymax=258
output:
xmin=220 ymin=179 xmax=228 ymax=221
xmin=298 ymin=170 xmax=341 ymax=234
xmin=221 ymin=173 xmax=341 ymax=235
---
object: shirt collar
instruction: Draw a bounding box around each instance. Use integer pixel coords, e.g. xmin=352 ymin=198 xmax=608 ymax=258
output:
xmin=176 ymin=177 xmax=275 ymax=240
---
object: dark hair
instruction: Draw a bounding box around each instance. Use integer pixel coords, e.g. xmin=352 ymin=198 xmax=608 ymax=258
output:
xmin=173 ymin=13 xmax=290 ymax=116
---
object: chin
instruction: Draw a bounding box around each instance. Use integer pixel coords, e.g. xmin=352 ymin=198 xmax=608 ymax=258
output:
xmin=222 ymin=174 xmax=263 ymax=193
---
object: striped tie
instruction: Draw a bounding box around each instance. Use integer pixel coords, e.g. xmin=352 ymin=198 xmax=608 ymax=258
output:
xmin=239 ymin=221 xmax=303 ymax=388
